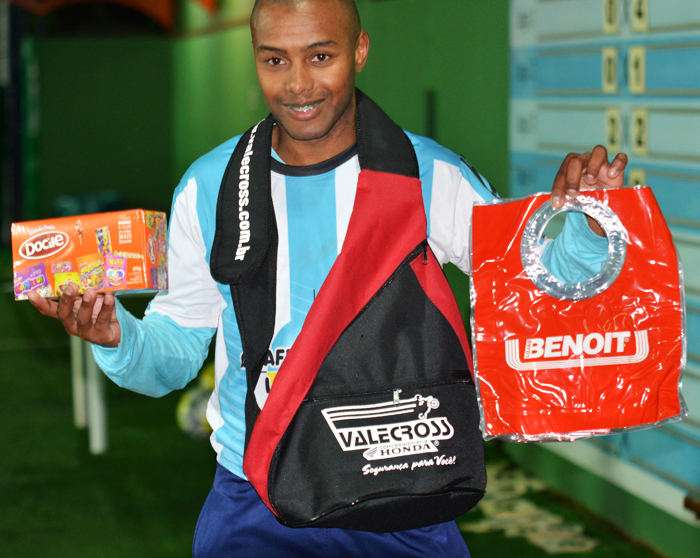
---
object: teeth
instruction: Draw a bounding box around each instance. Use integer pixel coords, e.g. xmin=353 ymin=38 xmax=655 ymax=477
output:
xmin=290 ymin=102 xmax=320 ymax=112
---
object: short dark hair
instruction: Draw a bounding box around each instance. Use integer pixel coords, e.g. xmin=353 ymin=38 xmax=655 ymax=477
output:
xmin=251 ymin=0 xmax=362 ymax=40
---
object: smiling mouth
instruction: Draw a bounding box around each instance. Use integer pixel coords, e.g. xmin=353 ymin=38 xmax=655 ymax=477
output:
xmin=288 ymin=101 xmax=321 ymax=113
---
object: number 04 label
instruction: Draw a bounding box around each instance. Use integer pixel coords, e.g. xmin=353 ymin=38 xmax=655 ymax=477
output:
xmin=631 ymin=0 xmax=648 ymax=33
xmin=604 ymin=0 xmax=618 ymax=33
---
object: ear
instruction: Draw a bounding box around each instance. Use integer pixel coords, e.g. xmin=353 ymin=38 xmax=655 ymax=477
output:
xmin=355 ymin=30 xmax=370 ymax=72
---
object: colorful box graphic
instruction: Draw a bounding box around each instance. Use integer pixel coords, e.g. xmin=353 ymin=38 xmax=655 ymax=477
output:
xmin=11 ymin=209 xmax=168 ymax=300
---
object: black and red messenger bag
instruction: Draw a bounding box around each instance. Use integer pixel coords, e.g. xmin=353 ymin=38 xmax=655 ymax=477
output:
xmin=209 ymin=91 xmax=486 ymax=532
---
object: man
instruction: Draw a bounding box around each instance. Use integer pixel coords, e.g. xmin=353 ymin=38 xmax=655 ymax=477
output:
xmin=30 ymin=0 xmax=627 ymax=556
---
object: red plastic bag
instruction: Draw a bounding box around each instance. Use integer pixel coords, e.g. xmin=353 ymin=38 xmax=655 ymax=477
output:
xmin=471 ymin=187 xmax=687 ymax=441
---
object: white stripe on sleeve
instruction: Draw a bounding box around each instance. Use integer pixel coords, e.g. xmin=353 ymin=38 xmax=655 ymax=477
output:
xmin=427 ymin=159 xmax=488 ymax=275
xmin=428 ymin=160 xmax=461 ymax=267
xmin=147 ymin=177 xmax=223 ymax=328
xmin=207 ymin=319 xmax=227 ymax=457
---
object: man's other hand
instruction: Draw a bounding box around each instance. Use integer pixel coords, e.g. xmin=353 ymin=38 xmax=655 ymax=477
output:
xmin=551 ymin=145 xmax=628 ymax=236
xmin=28 ymin=283 xmax=121 ymax=348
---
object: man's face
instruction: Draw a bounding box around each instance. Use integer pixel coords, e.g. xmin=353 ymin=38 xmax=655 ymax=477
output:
xmin=251 ymin=0 xmax=368 ymax=147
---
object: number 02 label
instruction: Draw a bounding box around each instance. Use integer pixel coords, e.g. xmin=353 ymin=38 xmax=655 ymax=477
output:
xmin=606 ymin=108 xmax=622 ymax=153
xmin=632 ymin=109 xmax=648 ymax=156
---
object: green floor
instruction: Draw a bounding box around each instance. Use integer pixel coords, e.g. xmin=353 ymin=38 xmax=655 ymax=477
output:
xmin=459 ymin=453 xmax=664 ymax=558
xmin=0 ymin=277 xmax=666 ymax=557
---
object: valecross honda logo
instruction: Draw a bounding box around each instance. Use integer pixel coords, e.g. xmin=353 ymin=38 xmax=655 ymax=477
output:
xmin=321 ymin=393 xmax=454 ymax=462
xmin=505 ymin=330 xmax=649 ymax=371
xmin=19 ymin=231 xmax=69 ymax=260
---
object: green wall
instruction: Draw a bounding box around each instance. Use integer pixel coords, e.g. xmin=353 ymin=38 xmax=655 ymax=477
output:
xmin=172 ymin=28 xmax=268 ymax=183
xmin=357 ymin=0 xmax=509 ymax=194
xmin=35 ymin=0 xmax=509 ymax=216
xmin=36 ymin=37 xmax=174 ymax=215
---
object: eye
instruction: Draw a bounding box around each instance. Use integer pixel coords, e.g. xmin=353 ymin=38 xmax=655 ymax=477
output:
xmin=266 ymin=56 xmax=284 ymax=67
xmin=312 ymin=53 xmax=331 ymax=63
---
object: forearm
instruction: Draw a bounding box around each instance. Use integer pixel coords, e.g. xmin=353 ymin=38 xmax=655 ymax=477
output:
xmin=92 ymin=298 xmax=215 ymax=397
xmin=542 ymin=211 xmax=608 ymax=283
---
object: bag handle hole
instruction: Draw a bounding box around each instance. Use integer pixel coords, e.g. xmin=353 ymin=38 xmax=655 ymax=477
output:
xmin=520 ymin=195 xmax=628 ymax=301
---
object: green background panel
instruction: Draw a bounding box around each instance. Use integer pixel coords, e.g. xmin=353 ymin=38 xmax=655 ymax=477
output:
xmin=35 ymin=36 xmax=174 ymax=214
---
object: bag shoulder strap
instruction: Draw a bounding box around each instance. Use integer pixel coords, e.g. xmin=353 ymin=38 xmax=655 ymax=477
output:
xmin=355 ymin=90 xmax=419 ymax=178
xmin=210 ymin=116 xmax=275 ymax=285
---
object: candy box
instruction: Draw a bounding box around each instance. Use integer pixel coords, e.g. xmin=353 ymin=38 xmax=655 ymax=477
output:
xmin=11 ymin=209 xmax=168 ymax=300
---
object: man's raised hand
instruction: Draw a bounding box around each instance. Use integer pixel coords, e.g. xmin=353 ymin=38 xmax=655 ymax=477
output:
xmin=28 ymin=283 xmax=121 ymax=348
xmin=551 ymin=145 xmax=628 ymax=235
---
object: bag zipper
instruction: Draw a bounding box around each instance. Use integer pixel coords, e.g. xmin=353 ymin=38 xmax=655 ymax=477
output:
xmin=358 ymin=239 xmax=429 ymax=313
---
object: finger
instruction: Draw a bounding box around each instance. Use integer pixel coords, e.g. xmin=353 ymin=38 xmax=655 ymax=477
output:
xmin=607 ymin=152 xmax=628 ymax=179
xmin=565 ymin=155 xmax=585 ymax=198
xmin=93 ymin=293 xmax=115 ymax=336
xmin=27 ymin=290 xmax=58 ymax=316
xmin=583 ymin=145 xmax=608 ymax=184
xmin=75 ymin=288 xmax=99 ymax=339
xmin=56 ymin=282 xmax=79 ymax=319
xmin=56 ymin=283 xmax=82 ymax=335
xmin=551 ymin=153 xmax=578 ymax=208
xmin=90 ymin=295 xmax=105 ymax=320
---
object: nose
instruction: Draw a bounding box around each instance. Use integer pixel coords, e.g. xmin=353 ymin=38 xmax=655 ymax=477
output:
xmin=286 ymin=61 xmax=313 ymax=96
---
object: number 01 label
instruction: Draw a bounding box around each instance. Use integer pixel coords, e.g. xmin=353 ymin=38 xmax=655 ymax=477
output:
xmin=629 ymin=46 xmax=646 ymax=94
xmin=602 ymin=48 xmax=618 ymax=94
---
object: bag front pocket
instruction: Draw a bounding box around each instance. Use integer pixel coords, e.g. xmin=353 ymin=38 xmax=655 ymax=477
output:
xmin=268 ymin=380 xmax=486 ymax=532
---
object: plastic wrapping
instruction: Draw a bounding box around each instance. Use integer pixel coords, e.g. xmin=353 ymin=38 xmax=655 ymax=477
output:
xmin=520 ymin=196 xmax=628 ymax=301
xmin=470 ymin=186 xmax=688 ymax=442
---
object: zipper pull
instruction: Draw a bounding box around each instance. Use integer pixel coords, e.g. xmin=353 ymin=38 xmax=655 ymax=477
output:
xmin=422 ymin=245 xmax=429 ymax=265
xmin=393 ymin=389 xmax=402 ymax=405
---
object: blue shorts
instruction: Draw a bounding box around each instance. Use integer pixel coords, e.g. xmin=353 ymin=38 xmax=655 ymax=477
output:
xmin=193 ymin=464 xmax=471 ymax=558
